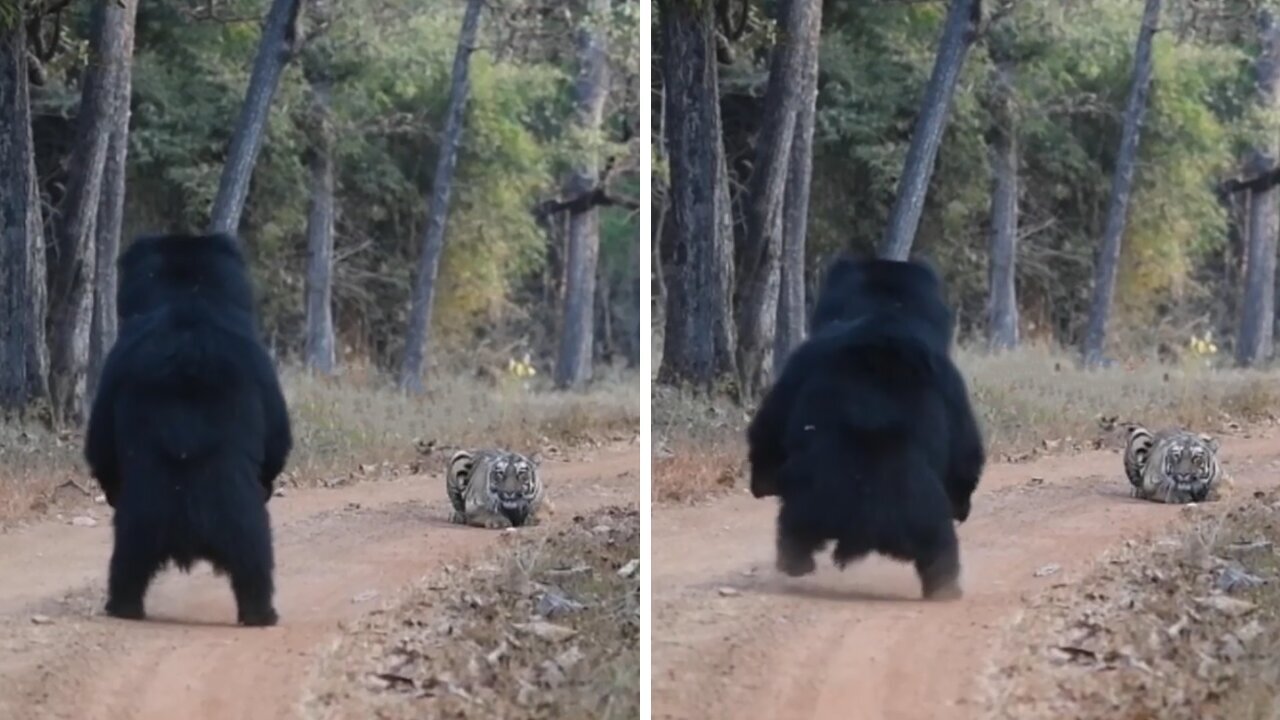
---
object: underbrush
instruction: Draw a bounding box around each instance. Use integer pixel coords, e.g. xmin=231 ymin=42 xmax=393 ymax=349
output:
xmin=0 ymin=368 xmax=639 ymax=528
xmin=306 ymin=507 xmax=640 ymax=720
xmin=985 ymin=490 xmax=1280 ymax=720
xmin=653 ymin=346 xmax=1280 ymax=504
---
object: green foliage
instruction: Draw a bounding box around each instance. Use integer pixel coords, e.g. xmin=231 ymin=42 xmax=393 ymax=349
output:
xmin=797 ymin=0 xmax=1254 ymax=349
xmin=71 ymin=0 xmax=639 ymax=369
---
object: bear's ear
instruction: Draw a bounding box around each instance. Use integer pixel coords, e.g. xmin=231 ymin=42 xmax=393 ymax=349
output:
xmin=1198 ymin=433 xmax=1219 ymax=453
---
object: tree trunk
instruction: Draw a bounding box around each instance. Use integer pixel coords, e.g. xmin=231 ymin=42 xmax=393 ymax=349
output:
xmin=47 ymin=0 xmax=138 ymax=424
xmin=595 ymin=263 xmax=613 ymax=362
xmin=774 ymin=7 xmax=822 ymax=368
xmin=25 ymin=161 xmax=49 ymax=406
xmin=88 ymin=3 xmax=138 ymax=403
xmin=736 ymin=0 xmax=822 ymax=399
xmin=1081 ymin=0 xmax=1161 ymax=368
xmin=554 ymin=0 xmax=611 ymax=390
xmin=625 ymin=231 xmax=640 ymax=368
xmin=656 ymin=0 xmax=737 ymax=390
xmin=0 ymin=7 xmax=46 ymax=412
xmin=986 ymin=52 xmax=1019 ymax=352
xmin=398 ymin=0 xmax=483 ymax=393
xmin=302 ymin=22 xmax=337 ymax=375
xmin=879 ymin=0 xmax=982 ymax=261
xmin=1237 ymin=9 xmax=1280 ymax=368
xmin=209 ymin=0 xmax=302 ymax=235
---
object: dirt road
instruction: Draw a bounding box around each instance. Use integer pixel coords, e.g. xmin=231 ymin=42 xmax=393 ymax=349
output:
xmin=0 ymin=443 xmax=638 ymax=720
xmin=653 ymin=431 xmax=1280 ymax=720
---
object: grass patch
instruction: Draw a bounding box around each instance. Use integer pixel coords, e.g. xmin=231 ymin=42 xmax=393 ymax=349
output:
xmin=984 ymin=490 xmax=1280 ymax=719
xmin=652 ymin=346 xmax=1280 ymax=505
xmin=0 ymin=367 xmax=639 ymax=528
xmin=306 ymin=508 xmax=639 ymax=720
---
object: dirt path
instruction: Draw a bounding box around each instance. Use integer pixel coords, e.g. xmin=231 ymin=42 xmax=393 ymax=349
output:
xmin=0 ymin=443 xmax=638 ymax=720
xmin=653 ymin=431 xmax=1280 ymax=720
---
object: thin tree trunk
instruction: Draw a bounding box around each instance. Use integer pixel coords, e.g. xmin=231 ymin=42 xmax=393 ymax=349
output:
xmin=302 ymin=21 xmax=337 ymax=375
xmin=1081 ymin=0 xmax=1161 ymax=368
xmin=0 ymin=7 xmax=44 ymax=412
xmin=656 ymin=0 xmax=737 ymax=390
xmin=736 ymin=0 xmax=822 ymax=399
xmin=1237 ymin=9 xmax=1280 ymax=367
xmin=554 ymin=0 xmax=611 ymax=390
xmin=88 ymin=4 xmax=138 ymax=402
xmin=596 ymin=263 xmax=613 ymax=362
xmin=398 ymin=0 xmax=483 ymax=393
xmin=48 ymin=0 xmax=138 ymax=424
xmin=209 ymin=0 xmax=302 ymax=234
xmin=25 ymin=160 xmax=48 ymax=406
xmin=774 ymin=7 xmax=822 ymax=368
xmin=986 ymin=52 xmax=1019 ymax=352
xmin=625 ymin=230 xmax=640 ymax=368
xmin=879 ymin=0 xmax=983 ymax=261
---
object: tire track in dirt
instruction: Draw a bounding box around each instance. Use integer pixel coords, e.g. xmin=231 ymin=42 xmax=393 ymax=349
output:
xmin=0 ymin=443 xmax=638 ymax=720
xmin=652 ymin=432 xmax=1280 ymax=720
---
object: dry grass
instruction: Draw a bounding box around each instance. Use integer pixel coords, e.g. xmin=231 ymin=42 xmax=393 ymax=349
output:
xmin=984 ymin=490 xmax=1280 ymax=720
xmin=653 ymin=346 xmax=1280 ymax=505
xmin=0 ymin=367 xmax=639 ymax=529
xmin=960 ymin=346 xmax=1279 ymax=458
xmin=283 ymin=366 xmax=639 ymax=478
xmin=306 ymin=507 xmax=639 ymax=720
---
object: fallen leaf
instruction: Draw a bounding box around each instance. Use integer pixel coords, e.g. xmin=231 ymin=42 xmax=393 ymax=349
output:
xmin=1194 ymin=595 xmax=1256 ymax=617
xmin=513 ymin=621 xmax=577 ymax=643
xmin=617 ymin=559 xmax=640 ymax=578
xmin=1034 ymin=564 xmax=1061 ymax=578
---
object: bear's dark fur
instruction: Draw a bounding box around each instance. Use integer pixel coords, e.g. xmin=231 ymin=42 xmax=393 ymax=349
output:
xmin=746 ymin=257 xmax=984 ymax=599
xmin=85 ymin=232 xmax=292 ymax=625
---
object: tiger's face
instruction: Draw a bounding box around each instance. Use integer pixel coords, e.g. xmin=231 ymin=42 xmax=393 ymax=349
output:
xmin=487 ymin=453 xmax=538 ymax=526
xmin=1162 ymin=436 xmax=1216 ymax=491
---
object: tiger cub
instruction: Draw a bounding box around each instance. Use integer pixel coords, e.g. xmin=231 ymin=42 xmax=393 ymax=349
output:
xmin=446 ymin=449 xmax=547 ymax=528
xmin=1124 ymin=426 xmax=1229 ymax=504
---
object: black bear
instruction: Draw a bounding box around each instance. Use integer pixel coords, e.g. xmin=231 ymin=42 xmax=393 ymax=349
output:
xmin=746 ymin=257 xmax=984 ymax=599
xmin=85 ymin=232 xmax=292 ymax=626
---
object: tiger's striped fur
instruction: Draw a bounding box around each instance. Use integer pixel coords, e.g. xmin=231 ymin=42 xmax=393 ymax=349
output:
xmin=1124 ymin=426 xmax=1227 ymax=504
xmin=446 ymin=449 xmax=546 ymax=528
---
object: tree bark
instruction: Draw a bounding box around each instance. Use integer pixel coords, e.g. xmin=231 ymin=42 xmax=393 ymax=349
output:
xmin=985 ymin=50 xmax=1019 ymax=352
xmin=88 ymin=3 xmax=138 ymax=403
xmin=1081 ymin=0 xmax=1161 ymax=368
xmin=1237 ymin=9 xmax=1280 ymax=367
xmin=302 ymin=14 xmax=337 ymax=376
xmin=47 ymin=0 xmax=137 ymax=424
xmin=24 ymin=159 xmax=49 ymax=406
xmin=656 ymin=0 xmax=737 ymax=390
xmin=554 ymin=0 xmax=611 ymax=390
xmin=736 ymin=0 xmax=822 ymax=399
xmin=879 ymin=0 xmax=982 ymax=261
xmin=624 ymin=229 xmax=640 ymax=368
xmin=774 ymin=6 xmax=822 ymax=368
xmin=209 ymin=0 xmax=302 ymax=235
xmin=398 ymin=0 xmax=483 ymax=393
xmin=0 ymin=6 xmax=46 ymax=412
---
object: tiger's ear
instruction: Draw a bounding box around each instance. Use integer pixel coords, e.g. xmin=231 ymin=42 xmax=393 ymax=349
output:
xmin=448 ymin=450 xmax=474 ymax=475
xmin=1125 ymin=424 xmax=1150 ymax=442
xmin=530 ymin=452 xmax=544 ymax=467
xmin=1198 ymin=434 xmax=1219 ymax=453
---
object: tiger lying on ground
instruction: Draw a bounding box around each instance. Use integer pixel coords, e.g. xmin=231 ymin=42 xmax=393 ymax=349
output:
xmin=1123 ymin=425 xmax=1230 ymax=503
xmin=446 ymin=449 xmax=549 ymax=528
